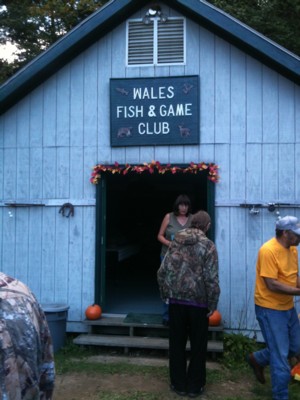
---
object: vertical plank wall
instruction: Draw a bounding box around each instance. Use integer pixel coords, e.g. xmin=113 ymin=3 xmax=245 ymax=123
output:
xmin=0 ymin=5 xmax=299 ymax=333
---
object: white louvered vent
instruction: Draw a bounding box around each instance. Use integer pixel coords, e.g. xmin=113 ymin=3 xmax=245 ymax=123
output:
xmin=127 ymin=18 xmax=185 ymax=66
xmin=127 ymin=20 xmax=154 ymax=65
xmin=157 ymin=19 xmax=185 ymax=64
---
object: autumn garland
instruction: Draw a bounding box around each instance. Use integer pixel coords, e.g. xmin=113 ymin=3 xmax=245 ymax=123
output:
xmin=90 ymin=161 xmax=219 ymax=184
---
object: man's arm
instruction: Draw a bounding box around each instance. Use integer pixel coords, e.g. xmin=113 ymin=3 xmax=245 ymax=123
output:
xmin=264 ymin=277 xmax=300 ymax=295
xmin=203 ymin=242 xmax=220 ymax=313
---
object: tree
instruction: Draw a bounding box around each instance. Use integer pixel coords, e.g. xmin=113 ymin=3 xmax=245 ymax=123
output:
xmin=0 ymin=57 xmax=20 ymax=83
xmin=207 ymin=0 xmax=300 ymax=56
xmin=0 ymin=0 xmax=299 ymax=85
xmin=0 ymin=0 xmax=106 ymax=82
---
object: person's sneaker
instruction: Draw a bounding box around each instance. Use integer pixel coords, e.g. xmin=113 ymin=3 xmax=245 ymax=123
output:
xmin=170 ymin=384 xmax=187 ymax=396
xmin=188 ymin=387 xmax=204 ymax=397
xmin=246 ymin=353 xmax=266 ymax=384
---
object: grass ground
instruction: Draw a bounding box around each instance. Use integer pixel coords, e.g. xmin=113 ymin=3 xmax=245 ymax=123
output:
xmin=53 ymin=338 xmax=300 ymax=400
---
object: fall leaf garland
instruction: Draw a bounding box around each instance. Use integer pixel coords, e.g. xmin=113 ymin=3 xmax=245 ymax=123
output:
xmin=90 ymin=161 xmax=219 ymax=184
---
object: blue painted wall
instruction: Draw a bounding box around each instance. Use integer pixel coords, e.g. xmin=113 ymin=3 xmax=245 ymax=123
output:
xmin=0 ymin=4 xmax=299 ymax=333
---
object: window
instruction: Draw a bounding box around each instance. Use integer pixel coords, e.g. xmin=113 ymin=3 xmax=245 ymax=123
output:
xmin=127 ymin=18 xmax=185 ymax=66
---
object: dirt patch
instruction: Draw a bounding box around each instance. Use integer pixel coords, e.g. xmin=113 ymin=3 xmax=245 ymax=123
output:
xmin=55 ymin=372 xmax=168 ymax=399
xmin=53 ymin=355 xmax=255 ymax=400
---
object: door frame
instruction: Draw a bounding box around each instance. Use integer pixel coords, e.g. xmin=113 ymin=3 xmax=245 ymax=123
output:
xmin=94 ymin=167 xmax=215 ymax=307
xmin=95 ymin=177 xmax=107 ymax=306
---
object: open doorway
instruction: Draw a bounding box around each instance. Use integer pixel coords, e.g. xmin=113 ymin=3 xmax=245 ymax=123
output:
xmin=96 ymin=169 xmax=213 ymax=315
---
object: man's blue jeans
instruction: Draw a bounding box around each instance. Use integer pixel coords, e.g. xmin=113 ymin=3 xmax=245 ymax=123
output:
xmin=254 ymin=305 xmax=300 ymax=400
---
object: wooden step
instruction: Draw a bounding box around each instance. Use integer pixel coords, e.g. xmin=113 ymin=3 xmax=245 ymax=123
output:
xmin=77 ymin=316 xmax=224 ymax=358
xmin=83 ymin=316 xmax=224 ymax=332
xmin=73 ymin=334 xmax=224 ymax=353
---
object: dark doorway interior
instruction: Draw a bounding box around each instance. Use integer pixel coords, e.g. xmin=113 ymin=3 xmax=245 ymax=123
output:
xmin=103 ymin=170 xmax=209 ymax=314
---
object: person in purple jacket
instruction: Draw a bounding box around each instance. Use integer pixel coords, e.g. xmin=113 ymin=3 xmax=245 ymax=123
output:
xmin=158 ymin=211 xmax=220 ymax=398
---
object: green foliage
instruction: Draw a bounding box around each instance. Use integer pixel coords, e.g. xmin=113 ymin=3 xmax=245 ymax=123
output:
xmin=207 ymin=0 xmax=300 ymax=56
xmin=222 ymin=398 xmax=254 ymax=400
xmin=52 ymin=337 xmax=300 ymax=399
xmin=56 ymin=357 xmax=168 ymax=377
xmin=54 ymin=338 xmax=169 ymax=378
xmin=222 ymin=333 xmax=264 ymax=369
xmin=0 ymin=58 xmax=20 ymax=83
xmin=251 ymin=380 xmax=300 ymax=400
xmin=206 ymin=369 xmax=225 ymax=384
xmin=0 ymin=0 xmax=106 ymax=81
xmin=1 ymin=0 xmax=299 ymax=85
xmin=96 ymin=392 xmax=161 ymax=400
xmin=0 ymin=0 xmax=105 ymax=50
xmin=290 ymin=382 xmax=300 ymax=400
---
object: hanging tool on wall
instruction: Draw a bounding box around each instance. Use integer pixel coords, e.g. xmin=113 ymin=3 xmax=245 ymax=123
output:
xmin=239 ymin=202 xmax=300 ymax=216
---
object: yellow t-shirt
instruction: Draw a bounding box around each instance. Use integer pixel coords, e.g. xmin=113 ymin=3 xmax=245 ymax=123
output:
xmin=254 ymin=237 xmax=299 ymax=310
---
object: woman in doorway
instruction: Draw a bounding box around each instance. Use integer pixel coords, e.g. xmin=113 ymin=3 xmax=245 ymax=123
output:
xmin=157 ymin=194 xmax=193 ymax=325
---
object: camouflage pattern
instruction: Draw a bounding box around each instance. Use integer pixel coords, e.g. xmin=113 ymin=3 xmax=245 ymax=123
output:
xmin=157 ymin=228 xmax=220 ymax=312
xmin=0 ymin=273 xmax=55 ymax=400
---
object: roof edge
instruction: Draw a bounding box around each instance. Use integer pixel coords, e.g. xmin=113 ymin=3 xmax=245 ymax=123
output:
xmin=163 ymin=0 xmax=300 ymax=82
xmin=0 ymin=0 xmax=143 ymax=114
xmin=1 ymin=0 xmax=299 ymax=115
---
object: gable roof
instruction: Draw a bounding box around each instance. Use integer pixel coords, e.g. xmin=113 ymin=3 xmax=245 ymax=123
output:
xmin=1 ymin=0 xmax=299 ymax=115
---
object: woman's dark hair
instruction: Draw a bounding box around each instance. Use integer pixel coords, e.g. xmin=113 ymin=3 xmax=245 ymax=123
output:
xmin=173 ymin=194 xmax=191 ymax=216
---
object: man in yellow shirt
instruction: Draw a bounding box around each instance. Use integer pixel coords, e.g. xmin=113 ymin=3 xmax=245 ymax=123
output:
xmin=247 ymin=216 xmax=300 ymax=400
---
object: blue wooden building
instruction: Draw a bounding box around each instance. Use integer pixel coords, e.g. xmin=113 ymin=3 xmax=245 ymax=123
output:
xmin=0 ymin=0 xmax=300 ymax=335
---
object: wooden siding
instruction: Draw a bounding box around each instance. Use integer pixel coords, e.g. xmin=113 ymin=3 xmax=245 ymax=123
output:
xmin=0 ymin=5 xmax=299 ymax=332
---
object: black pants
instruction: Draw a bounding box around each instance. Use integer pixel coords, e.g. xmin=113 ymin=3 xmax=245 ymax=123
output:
xmin=169 ymin=303 xmax=208 ymax=393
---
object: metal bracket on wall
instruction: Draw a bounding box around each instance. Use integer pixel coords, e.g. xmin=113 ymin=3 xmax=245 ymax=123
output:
xmin=4 ymin=202 xmax=46 ymax=218
xmin=239 ymin=203 xmax=300 ymax=216
xmin=4 ymin=202 xmax=46 ymax=207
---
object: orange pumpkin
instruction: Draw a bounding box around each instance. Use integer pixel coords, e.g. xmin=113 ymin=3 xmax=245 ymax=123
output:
xmin=291 ymin=362 xmax=300 ymax=379
xmin=209 ymin=310 xmax=222 ymax=326
xmin=85 ymin=304 xmax=102 ymax=320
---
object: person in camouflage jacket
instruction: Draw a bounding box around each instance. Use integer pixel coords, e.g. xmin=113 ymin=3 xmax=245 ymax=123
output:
xmin=0 ymin=272 xmax=55 ymax=399
xmin=157 ymin=210 xmax=220 ymax=398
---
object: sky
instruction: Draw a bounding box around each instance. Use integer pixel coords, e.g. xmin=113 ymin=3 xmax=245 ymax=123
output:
xmin=0 ymin=42 xmax=18 ymax=61
xmin=0 ymin=5 xmax=18 ymax=62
